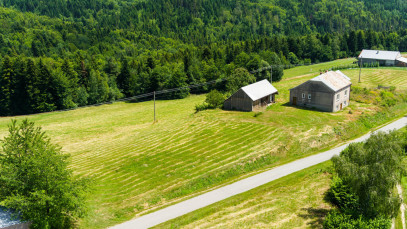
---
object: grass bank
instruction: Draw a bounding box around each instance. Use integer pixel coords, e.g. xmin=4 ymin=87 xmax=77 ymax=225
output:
xmin=155 ymin=162 xmax=333 ymax=228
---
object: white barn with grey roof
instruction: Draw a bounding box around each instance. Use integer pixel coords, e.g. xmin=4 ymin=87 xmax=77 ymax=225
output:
xmin=358 ymin=49 xmax=403 ymax=66
xmin=224 ymin=79 xmax=278 ymax=111
xmin=289 ymin=71 xmax=352 ymax=112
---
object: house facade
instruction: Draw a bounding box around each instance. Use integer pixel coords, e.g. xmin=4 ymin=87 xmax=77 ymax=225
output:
xmin=289 ymin=71 xmax=351 ymax=112
xmin=358 ymin=49 xmax=407 ymax=66
xmin=224 ymin=79 xmax=278 ymax=112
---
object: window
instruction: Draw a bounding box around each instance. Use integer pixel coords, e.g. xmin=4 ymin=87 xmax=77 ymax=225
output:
xmin=344 ymin=90 xmax=348 ymax=96
xmin=336 ymin=105 xmax=339 ymax=110
xmin=337 ymin=94 xmax=340 ymax=101
xmin=308 ymin=94 xmax=311 ymax=99
xmin=302 ymin=93 xmax=305 ymax=99
xmin=344 ymin=101 xmax=347 ymax=105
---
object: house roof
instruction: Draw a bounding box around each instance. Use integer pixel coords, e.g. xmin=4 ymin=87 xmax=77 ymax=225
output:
xmin=241 ymin=79 xmax=278 ymax=101
xmin=309 ymin=70 xmax=351 ymax=92
xmin=0 ymin=208 xmax=21 ymax=228
xmin=397 ymin=57 xmax=407 ymax=64
xmin=358 ymin=49 xmax=401 ymax=61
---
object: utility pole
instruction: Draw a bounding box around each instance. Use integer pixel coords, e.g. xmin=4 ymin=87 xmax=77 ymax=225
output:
xmin=154 ymin=91 xmax=156 ymax=123
xmin=359 ymin=57 xmax=362 ymax=83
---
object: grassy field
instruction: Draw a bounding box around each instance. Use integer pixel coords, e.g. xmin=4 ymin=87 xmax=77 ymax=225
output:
xmin=283 ymin=58 xmax=356 ymax=79
xmin=155 ymin=162 xmax=333 ymax=229
xmin=0 ymin=60 xmax=406 ymax=228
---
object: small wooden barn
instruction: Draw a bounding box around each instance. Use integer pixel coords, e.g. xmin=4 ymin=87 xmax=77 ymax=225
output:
xmin=224 ymin=79 xmax=278 ymax=112
xmin=289 ymin=71 xmax=351 ymax=112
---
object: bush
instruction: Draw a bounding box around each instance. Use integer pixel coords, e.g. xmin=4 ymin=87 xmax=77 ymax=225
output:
xmin=195 ymin=102 xmax=209 ymax=113
xmin=326 ymin=176 xmax=359 ymax=215
xmin=380 ymin=91 xmax=397 ymax=107
xmin=205 ymin=90 xmax=225 ymax=109
xmin=323 ymin=211 xmax=391 ymax=229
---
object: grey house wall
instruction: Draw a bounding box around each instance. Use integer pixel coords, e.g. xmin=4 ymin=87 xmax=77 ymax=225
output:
xmin=290 ymin=81 xmax=351 ymax=112
xmin=332 ymin=86 xmax=351 ymax=112
xmin=290 ymin=81 xmax=334 ymax=112
xmin=223 ymin=89 xmax=253 ymax=111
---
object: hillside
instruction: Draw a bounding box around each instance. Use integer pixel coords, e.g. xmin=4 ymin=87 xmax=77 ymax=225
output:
xmin=2 ymin=0 xmax=407 ymax=42
xmin=0 ymin=5 xmax=406 ymax=116
xmin=1 ymin=60 xmax=407 ymax=228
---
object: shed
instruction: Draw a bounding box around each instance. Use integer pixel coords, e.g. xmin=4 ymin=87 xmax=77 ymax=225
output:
xmin=224 ymin=79 xmax=278 ymax=111
xmin=289 ymin=71 xmax=352 ymax=112
xmin=358 ymin=50 xmax=401 ymax=66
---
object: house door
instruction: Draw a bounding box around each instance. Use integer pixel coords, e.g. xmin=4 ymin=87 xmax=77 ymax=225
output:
xmin=293 ymin=97 xmax=297 ymax=105
xmin=340 ymin=103 xmax=343 ymax=110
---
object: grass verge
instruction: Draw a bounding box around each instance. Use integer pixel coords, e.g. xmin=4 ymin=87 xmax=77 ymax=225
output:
xmin=154 ymin=162 xmax=333 ymax=229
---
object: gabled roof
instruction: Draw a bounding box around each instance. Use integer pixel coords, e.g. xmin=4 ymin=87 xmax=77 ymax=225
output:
xmin=397 ymin=57 xmax=407 ymax=64
xmin=309 ymin=70 xmax=351 ymax=92
xmin=241 ymin=79 xmax=278 ymax=101
xmin=358 ymin=49 xmax=401 ymax=61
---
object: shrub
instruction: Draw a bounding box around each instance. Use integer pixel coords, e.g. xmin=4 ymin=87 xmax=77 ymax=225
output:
xmin=205 ymin=90 xmax=225 ymax=109
xmin=380 ymin=91 xmax=397 ymax=107
xmin=323 ymin=211 xmax=391 ymax=229
xmin=194 ymin=102 xmax=209 ymax=113
xmin=326 ymin=176 xmax=359 ymax=215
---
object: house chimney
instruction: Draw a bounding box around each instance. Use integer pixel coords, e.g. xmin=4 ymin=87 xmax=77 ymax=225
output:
xmin=377 ymin=50 xmax=379 ymax=54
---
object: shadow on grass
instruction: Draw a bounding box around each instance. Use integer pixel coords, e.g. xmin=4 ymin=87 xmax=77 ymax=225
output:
xmin=280 ymin=102 xmax=329 ymax=113
xmin=298 ymin=207 xmax=330 ymax=228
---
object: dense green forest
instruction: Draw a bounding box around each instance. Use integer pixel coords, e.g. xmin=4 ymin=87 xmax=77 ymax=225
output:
xmin=0 ymin=0 xmax=407 ymax=115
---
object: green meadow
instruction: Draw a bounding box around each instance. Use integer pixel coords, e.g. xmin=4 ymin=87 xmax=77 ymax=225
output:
xmin=155 ymin=162 xmax=333 ymax=229
xmin=0 ymin=59 xmax=407 ymax=228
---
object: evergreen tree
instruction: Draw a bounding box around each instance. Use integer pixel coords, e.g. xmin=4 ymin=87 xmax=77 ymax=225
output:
xmin=10 ymin=59 xmax=30 ymax=115
xmin=117 ymin=58 xmax=131 ymax=96
xmin=0 ymin=57 xmax=14 ymax=116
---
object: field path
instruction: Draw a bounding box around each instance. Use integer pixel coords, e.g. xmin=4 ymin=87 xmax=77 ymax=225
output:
xmin=110 ymin=116 xmax=407 ymax=229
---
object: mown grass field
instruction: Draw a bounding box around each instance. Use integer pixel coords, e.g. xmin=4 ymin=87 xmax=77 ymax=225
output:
xmin=155 ymin=162 xmax=333 ymax=229
xmin=0 ymin=59 xmax=407 ymax=228
xmin=283 ymin=58 xmax=356 ymax=79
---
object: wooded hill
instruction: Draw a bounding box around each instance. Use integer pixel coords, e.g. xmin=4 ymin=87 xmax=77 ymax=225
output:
xmin=0 ymin=0 xmax=407 ymax=116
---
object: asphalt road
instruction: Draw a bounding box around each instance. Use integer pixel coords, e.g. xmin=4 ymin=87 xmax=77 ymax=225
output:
xmin=110 ymin=116 xmax=407 ymax=229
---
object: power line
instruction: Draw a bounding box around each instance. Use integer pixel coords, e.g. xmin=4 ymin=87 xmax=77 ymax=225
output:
xmin=10 ymin=58 xmax=359 ymax=118
xmin=12 ymin=77 xmax=227 ymax=118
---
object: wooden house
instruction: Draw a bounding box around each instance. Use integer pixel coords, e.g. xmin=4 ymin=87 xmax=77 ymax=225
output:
xmin=289 ymin=71 xmax=351 ymax=112
xmin=224 ymin=79 xmax=278 ymax=112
